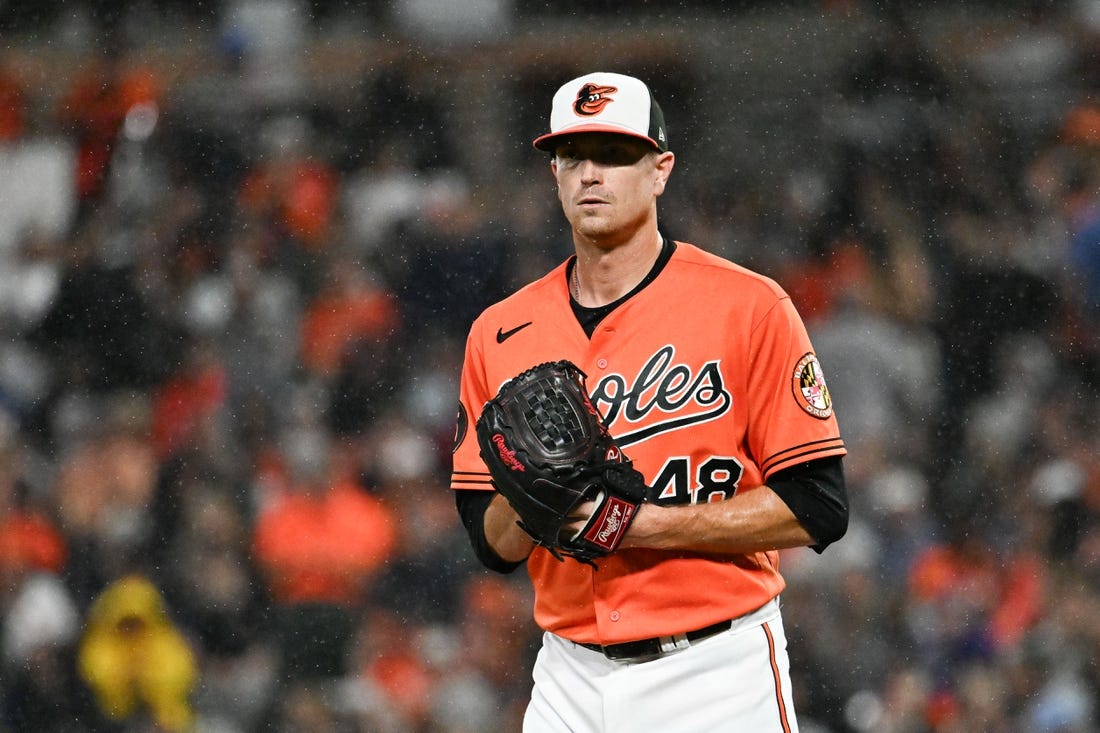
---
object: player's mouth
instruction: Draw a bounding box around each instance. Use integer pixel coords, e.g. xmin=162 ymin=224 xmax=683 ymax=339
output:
xmin=578 ymin=195 xmax=609 ymax=206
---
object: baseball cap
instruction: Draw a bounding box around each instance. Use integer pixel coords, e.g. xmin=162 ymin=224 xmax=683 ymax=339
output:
xmin=533 ymin=72 xmax=669 ymax=153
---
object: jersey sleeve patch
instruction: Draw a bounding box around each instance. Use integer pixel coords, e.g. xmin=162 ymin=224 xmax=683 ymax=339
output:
xmin=452 ymin=403 xmax=469 ymax=453
xmin=451 ymin=402 xmax=495 ymax=490
xmin=791 ymin=352 xmax=833 ymax=419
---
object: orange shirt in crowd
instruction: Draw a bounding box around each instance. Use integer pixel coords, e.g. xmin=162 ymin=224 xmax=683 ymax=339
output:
xmin=0 ymin=511 xmax=67 ymax=576
xmin=237 ymin=159 xmax=339 ymax=248
xmin=57 ymin=61 xmax=162 ymax=200
xmin=151 ymin=360 xmax=228 ymax=458
xmin=252 ymin=481 xmax=397 ymax=605
xmin=299 ymin=285 xmax=398 ymax=378
xmin=908 ymin=541 xmax=1043 ymax=649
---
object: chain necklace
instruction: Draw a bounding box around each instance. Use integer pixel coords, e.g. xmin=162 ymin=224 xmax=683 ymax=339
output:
xmin=570 ymin=263 xmax=580 ymax=301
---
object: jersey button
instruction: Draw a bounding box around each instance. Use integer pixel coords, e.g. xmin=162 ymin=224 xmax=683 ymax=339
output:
xmin=597 ymin=358 xmax=608 ymax=369
xmin=609 ymin=611 xmax=620 ymax=622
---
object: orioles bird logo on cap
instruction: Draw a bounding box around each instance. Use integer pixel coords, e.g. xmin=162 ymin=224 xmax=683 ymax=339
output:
xmin=574 ymin=83 xmax=617 ymax=116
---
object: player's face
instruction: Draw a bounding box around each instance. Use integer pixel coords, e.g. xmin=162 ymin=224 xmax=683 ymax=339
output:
xmin=551 ymin=133 xmax=674 ymax=245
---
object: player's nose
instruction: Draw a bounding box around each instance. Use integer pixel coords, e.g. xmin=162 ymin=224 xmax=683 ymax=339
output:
xmin=578 ymin=158 xmax=603 ymax=184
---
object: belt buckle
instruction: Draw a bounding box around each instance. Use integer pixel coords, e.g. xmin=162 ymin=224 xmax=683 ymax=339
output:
xmin=604 ymin=633 xmax=690 ymax=664
xmin=585 ymin=618 xmax=733 ymax=664
xmin=657 ymin=633 xmax=691 ymax=655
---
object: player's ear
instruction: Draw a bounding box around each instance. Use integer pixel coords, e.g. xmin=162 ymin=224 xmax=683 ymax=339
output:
xmin=551 ymin=156 xmax=566 ymax=186
xmin=653 ymin=151 xmax=675 ymax=196
xmin=552 ymin=160 xmax=568 ymax=205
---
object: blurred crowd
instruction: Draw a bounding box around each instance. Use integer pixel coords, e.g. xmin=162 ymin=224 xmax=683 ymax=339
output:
xmin=2 ymin=1 xmax=1100 ymax=732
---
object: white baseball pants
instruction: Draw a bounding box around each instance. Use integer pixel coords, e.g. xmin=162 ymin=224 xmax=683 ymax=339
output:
xmin=523 ymin=599 xmax=798 ymax=733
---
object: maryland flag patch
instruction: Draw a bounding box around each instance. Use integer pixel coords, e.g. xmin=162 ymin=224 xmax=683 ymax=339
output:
xmin=792 ymin=353 xmax=833 ymax=419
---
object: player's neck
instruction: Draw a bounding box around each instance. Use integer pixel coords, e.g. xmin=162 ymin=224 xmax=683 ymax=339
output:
xmin=571 ymin=228 xmax=663 ymax=307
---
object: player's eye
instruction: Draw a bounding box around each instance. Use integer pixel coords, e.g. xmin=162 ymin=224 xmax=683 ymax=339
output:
xmin=555 ymin=150 xmax=582 ymax=168
xmin=555 ymin=145 xmax=646 ymax=168
xmin=597 ymin=145 xmax=646 ymax=166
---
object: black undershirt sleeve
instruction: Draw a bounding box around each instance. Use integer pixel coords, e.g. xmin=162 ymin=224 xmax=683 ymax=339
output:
xmin=455 ymin=489 xmax=525 ymax=574
xmin=766 ymin=455 xmax=849 ymax=553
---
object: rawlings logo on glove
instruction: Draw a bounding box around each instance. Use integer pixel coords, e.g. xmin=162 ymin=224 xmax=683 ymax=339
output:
xmin=587 ymin=496 xmax=635 ymax=548
xmin=490 ymin=434 xmax=526 ymax=472
xmin=475 ymin=360 xmax=648 ymax=565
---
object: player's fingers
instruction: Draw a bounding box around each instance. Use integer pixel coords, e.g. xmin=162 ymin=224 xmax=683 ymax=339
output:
xmin=562 ymin=500 xmax=597 ymax=537
xmin=569 ymin=500 xmax=597 ymax=521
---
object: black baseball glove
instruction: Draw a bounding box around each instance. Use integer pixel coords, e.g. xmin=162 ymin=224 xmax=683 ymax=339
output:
xmin=475 ymin=360 xmax=647 ymax=565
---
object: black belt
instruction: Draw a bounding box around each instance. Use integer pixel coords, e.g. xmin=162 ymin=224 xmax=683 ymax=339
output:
xmin=577 ymin=618 xmax=734 ymax=662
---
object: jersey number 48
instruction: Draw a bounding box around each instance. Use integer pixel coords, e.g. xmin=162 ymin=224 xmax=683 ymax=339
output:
xmin=649 ymin=456 xmax=744 ymax=505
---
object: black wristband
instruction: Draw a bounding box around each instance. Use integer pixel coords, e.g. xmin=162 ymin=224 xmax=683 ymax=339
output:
xmin=455 ymin=489 xmax=526 ymax=574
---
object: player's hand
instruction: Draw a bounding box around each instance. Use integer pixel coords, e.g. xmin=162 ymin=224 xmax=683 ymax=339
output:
xmin=476 ymin=360 xmax=646 ymax=563
xmin=487 ymin=494 xmax=538 ymax=562
xmin=564 ymin=500 xmax=598 ymax=538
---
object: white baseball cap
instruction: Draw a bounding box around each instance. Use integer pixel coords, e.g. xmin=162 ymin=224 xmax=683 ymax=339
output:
xmin=533 ymin=72 xmax=669 ymax=153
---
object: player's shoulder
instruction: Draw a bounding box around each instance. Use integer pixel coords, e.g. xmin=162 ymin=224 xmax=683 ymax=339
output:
xmin=670 ymin=240 xmax=788 ymax=299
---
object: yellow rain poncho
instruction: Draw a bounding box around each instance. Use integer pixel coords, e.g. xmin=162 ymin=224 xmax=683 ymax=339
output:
xmin=77 ymin=574 xmax=197 ymax=731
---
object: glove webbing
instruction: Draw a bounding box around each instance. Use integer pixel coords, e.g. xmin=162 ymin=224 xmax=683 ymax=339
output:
xmin=522 ymin=382 xmax=590 ymax=454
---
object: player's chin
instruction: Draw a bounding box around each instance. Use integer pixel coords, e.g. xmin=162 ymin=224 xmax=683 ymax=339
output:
xmin=571 ymin=213 xmax=618 ymax=241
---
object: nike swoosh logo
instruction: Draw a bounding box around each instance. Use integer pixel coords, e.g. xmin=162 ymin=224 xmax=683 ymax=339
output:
xmin=496 ymin=321 xmax=533 ymax=343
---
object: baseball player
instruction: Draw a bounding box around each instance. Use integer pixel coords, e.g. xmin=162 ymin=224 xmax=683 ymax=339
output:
xmin=451 ymin=72 xmax=848 ymax=732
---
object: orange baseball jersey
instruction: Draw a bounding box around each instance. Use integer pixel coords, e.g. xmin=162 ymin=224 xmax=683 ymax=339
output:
xmin=451 ymin=241 xmax=845 ymax=646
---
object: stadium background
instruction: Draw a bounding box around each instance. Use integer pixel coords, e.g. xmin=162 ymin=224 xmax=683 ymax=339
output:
xmin=2 ymin=0 xmax=1100 ymax=731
